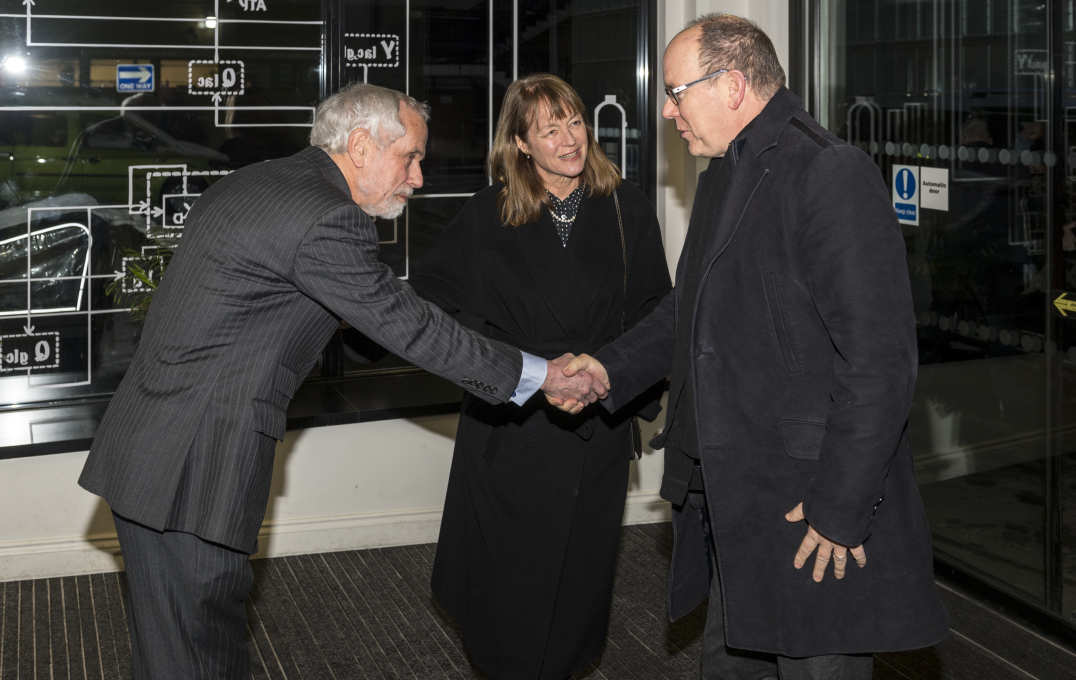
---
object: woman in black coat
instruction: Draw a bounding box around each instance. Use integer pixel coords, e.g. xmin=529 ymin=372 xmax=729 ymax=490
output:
xmin=411 ymin=73 xmax=670 ymax=679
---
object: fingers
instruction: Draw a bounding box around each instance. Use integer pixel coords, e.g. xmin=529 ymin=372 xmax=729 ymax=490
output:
xmin=542 ymin=364 xmax=592 ymax=403
xmin=788 ymin=503 xmax=865 ymax=582
xmin=792 ymin=529 xmax=817 ymax=571
xmin=784 ymin=502 xmax=805 ymax=523
xmin=811 ymin=538 xmax=833 ymax=583
xmin=568 ymin=373 xmax=596 ymax=403
xmin=563 ymin=354 xmax=611 ymax=394
xmin=562 ymin=354 xmax=592 ymax=376
xmin=591 ymin=381 xmax=609 ymax=400
xmin=850 ymin=544 xmax=867 ymax=567
xmin=832 ymin=546 xmax=848 ymax=580
xmin=541 ymin=353 xmax=610 ymax=411
xmin=547 ymin=397 xmax=581 ymax=413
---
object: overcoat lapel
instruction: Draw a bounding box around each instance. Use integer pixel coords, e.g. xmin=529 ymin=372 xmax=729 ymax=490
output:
xmin=698 ymin=154 xmax=769 ymax=281
xmin=665 ymin=155 xmax=769 ymax=427
xmin=691 ymin=91 xmax=802 ymax=285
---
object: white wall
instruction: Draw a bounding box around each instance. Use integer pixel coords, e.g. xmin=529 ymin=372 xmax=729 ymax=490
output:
xmin=0 ymin=413 xmax=670 ymax=582
xmin=0 ymin=0 xmax=793 ymax=583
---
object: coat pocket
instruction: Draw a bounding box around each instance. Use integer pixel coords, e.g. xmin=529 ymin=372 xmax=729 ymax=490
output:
xmin=251 ymin=398 xmax=287 ymax=440
xmin=763 ymin=272 xmax=804 ymax=374
xmin=779 ymin=418 xmax=826 ymax=460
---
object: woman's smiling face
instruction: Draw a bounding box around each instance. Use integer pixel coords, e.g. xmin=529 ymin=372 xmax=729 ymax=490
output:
xmin=515 ymin=103 xmax=588 ymax=193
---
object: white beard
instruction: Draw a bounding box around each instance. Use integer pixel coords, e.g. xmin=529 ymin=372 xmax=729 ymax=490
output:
xmin=368 ymin=199 xmax=407 ymax=220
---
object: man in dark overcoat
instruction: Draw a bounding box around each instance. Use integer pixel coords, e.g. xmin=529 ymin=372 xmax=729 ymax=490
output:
xmin=79 ymin=83 xmax=598 ymax=679
xmin=562 ymin=13 xmax=949 ymax=679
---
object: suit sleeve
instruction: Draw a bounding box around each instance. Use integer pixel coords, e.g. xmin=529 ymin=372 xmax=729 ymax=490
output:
xmin=799 ymin=145 xmax=918 ymax=546
xmin=292 ymin=203 xmax=523 ymax=404
xmin=594 ymin=289 xmax=675 ymax=412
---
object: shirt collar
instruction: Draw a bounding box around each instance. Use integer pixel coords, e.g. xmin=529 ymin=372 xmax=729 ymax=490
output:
xmin=548 ymin=182 xmax=586 ymax=204
xmin=547 ymin=182 xmax=587 ymax=218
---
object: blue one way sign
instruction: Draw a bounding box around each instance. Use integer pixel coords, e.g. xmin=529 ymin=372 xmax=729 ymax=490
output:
xmin=892 ymin=164 xmax=919 ymax=226
xmin=117 ymin=64 xmax=154 ymax=93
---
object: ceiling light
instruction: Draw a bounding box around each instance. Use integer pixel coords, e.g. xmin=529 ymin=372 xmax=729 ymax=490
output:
xmin=204 ymin=16 xmax=218 ymax=29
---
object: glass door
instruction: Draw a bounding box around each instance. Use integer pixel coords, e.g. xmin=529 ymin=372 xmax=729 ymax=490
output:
xmin=800 ymin=0 xmax=1074 ymax=628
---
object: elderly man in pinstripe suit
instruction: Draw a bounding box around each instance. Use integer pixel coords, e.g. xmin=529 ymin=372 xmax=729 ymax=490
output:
xmin=79 ymin=83 xmax=601 ymax=679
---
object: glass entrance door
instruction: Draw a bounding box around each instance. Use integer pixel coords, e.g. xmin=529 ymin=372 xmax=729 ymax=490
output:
xmin=800 ymin=0 xmax=1075 ymax=628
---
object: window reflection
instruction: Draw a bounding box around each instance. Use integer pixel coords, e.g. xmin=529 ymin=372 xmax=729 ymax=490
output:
xmin=0 ymin=0 xmax=320 ymax=408
xmin=336 ymin=0 xmax=652 ymax=376
xmin=0 ymin=0 xmax=654 ymax=443
xmin=815 ymin=0 xmax=1074 ymax=627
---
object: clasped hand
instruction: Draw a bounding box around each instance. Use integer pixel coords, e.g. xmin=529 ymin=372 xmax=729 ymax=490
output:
xmin=541 ymin=353 xmax=610 ymax=415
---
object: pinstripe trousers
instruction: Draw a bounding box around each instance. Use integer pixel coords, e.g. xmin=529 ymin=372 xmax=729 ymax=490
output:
xmin=113 ymin=513 xmax=253 ymax=679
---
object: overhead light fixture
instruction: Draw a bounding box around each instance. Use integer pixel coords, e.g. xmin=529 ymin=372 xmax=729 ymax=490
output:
xmin=2 ymin=55 xmax=28 ymax=75
xmin=204 ymin=16 xmax=218 ymax=29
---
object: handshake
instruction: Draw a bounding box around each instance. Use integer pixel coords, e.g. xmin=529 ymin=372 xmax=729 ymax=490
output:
xmin=541 ymin=353 xmax=609 ymax=414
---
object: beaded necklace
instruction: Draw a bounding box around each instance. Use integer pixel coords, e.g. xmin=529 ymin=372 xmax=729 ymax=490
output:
xmin=547 ymin=182 xmax=586 ymax=247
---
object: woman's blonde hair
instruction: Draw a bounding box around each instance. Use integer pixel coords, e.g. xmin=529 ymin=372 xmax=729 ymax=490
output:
xmin=488 ymin=73 xmax=621 ymax=227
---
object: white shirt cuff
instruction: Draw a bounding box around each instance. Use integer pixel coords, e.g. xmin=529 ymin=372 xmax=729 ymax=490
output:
xmin=510 ymin=351 xmax=547 ymax=405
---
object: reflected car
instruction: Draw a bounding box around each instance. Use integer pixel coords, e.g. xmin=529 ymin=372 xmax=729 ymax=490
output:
xmin=0 ymin=193 xmax=153 ymax=318
xmin=0 ymin=108 xmax=228 ymax=208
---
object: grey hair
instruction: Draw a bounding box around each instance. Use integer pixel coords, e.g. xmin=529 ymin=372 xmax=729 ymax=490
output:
xmin=687 ymin=13 xmax=786 ymax=101
xmin=309 ymin=83 xmax=431 ymax=154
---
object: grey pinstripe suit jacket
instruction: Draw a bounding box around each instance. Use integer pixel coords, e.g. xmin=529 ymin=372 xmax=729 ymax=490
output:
xmin=79 ymin=146 xmax=523 ymax=552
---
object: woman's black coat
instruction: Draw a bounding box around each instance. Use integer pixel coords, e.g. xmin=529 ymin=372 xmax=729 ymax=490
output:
xmin=411 ymin=181 xmax=670 ymax=678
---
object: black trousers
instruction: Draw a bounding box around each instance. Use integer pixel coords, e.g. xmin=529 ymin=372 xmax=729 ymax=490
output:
xmin=113 ymin=513 xmax=253 ymax=679
xmin=687 ymin=492 xmax=874 ymax=680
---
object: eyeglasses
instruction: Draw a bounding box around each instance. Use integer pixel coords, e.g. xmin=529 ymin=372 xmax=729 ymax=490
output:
xmin=665 ymin=69 xmax=742 ymax=106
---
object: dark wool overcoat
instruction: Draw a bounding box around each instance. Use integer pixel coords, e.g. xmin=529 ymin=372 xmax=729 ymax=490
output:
xmin=595 ymin=89 xmax=949 ymax=656
xmin=412 ymin=181 xmax=670 ymax=679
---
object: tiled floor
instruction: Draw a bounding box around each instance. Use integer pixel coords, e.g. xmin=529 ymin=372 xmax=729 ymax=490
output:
xmin=1 ymin=523 xmax=1073 ymax=679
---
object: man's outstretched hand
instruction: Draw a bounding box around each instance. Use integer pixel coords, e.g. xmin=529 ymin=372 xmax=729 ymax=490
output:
xmin=543 ymin=353 xmax=611 ymax=414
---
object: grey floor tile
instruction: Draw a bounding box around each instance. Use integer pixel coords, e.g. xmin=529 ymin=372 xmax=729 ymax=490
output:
xmin=0 ymin=525 xmax=1071 ymax=679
